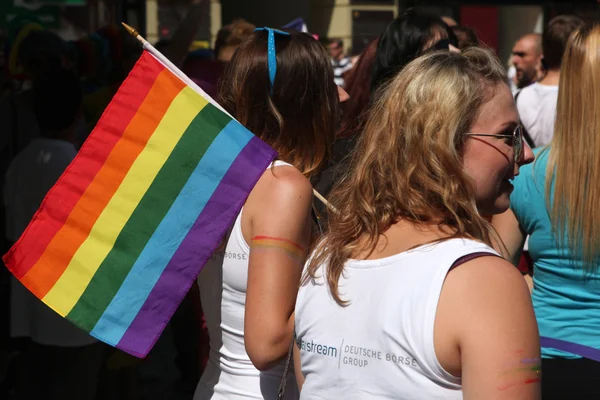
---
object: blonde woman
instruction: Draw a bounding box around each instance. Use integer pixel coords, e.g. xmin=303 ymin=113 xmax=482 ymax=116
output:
xmin=493 ymin=25 xmax=600 ymax=399
xmin=294 ymin=48 xmax=539 ymax=399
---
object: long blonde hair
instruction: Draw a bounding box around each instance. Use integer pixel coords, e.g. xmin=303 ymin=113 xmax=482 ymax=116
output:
xmin=546 ymin=24 xmax=600 ymax=271
xmin=305 ymin=48 xmax=508 ymax=305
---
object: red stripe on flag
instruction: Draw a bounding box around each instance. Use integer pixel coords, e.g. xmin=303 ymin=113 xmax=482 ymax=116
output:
xmin=4 ymin=52 xmax=165 ymax=279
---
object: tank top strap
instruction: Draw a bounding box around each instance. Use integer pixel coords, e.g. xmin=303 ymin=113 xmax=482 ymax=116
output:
xmin=268 ymin=160 xmax=294 ymax=168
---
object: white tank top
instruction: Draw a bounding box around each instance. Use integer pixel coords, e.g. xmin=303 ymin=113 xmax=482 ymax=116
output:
xmin=195 ymin=161 xmax=299 ymax=400
xmin=295 ymin=238 xmax=498 ymax=399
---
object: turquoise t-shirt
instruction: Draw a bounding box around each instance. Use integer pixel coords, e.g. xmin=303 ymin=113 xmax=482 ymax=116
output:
xmin=510 ymin=147 xmax=600 ymax=359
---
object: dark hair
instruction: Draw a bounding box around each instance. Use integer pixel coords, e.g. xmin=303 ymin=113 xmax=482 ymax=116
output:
xmin=33 ymin=66 xmax=82 ymax=136
xmin=452 ymin=25 xmax=480 ymax=49
xmin=18 ymin=30 xmax=67 ymax=74
xmin=371 ymin=8 xmax=455 ymax=92
xmin=214 ymin=18 xmax=256 ymax=59
xmin=329 ymin=38 xmax=343 ymax=48
xmin=337 ymin=38 xmax=379 ymax=139
xmin=543 ymin=15 xmax=585 ymax=70
xmin=219 ymin=30 xmax=339 ymax=178
xmin=154 ymin=39 xmax=172 ymax=52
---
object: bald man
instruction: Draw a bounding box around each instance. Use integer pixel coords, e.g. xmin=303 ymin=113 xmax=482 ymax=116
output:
xmin=516 ymin=15 xmax=585 ymax=148
xmin=511 ymin=33 xmax=543 ymax=89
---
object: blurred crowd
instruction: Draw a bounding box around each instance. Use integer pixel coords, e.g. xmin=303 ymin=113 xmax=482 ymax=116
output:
xmin=0 ymin=2 xmax=599 ymax=400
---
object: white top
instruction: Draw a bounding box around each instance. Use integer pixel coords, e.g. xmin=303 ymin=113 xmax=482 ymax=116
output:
xmin=195 ymin=160 xmax=299 ymax=400
xmin=4 ymin=138 xmax=97 ymax=347
xmin=295 ymin=238 xmax=498 ymax=399
xmin=516 ymin=82 xmax=559 ymax=148
xmin=507 ymin=66 xmax=518 ymax=95
xmin=332 ymin=57 xmax=352 ymax=87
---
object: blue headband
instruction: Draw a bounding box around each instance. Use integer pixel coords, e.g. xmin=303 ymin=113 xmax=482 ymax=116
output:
xmin=254 ymin=27 xmax=290 ymax=93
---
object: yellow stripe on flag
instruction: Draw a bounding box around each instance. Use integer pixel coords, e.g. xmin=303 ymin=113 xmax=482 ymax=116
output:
xmin=43 ymin=87 xmax=208 ymax=315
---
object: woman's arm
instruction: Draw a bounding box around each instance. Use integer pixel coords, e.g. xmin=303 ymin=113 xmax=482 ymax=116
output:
xmin=438 ymin=256 xmax=541 ymax=400
xmin=243 ymin=166 xmax=313 ymax=371
xmin=293 ymin=340 xmax=305 ymax=391
xmin=492 ymin=208 xmax=526 ymax=266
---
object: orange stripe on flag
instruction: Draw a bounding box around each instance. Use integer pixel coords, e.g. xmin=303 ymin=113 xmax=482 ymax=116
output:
xmin=21 ymin=68 xmax=186 ymax=299
xmin=5 ymin=53 xmax=164 ymax=280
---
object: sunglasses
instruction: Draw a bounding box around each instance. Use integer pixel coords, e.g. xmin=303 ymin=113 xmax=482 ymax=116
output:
xmin=465 ymin=124 xmax=524 ymax=164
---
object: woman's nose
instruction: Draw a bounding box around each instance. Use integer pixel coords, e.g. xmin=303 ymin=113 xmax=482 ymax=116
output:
xmin=519 ymin=141 xmax=535 ymax=166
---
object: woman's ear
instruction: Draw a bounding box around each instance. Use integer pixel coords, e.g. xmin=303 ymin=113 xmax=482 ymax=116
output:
xmin=337 ymin=85 xmax=349 ymax=103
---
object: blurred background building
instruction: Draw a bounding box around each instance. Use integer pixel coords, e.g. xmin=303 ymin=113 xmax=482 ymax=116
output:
xmin=1 ymin=0 xmax=599 ymax=67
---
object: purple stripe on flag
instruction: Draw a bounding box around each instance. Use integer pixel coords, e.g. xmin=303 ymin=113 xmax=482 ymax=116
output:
xmin=116 ymin=135 xmax=276 ymax=357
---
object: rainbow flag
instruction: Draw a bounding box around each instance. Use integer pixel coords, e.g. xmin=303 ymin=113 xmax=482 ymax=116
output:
xmin=3 ymin=49 xmax=277 ymax=358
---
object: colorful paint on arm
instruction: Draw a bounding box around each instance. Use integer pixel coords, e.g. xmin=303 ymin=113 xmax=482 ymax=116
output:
xmin=250 ymin=236 xmax=307 ymax=266
xmin=497 ymin=356 xmax=542 ymax=391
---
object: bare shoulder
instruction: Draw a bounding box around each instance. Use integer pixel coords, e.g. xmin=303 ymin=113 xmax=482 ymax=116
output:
xmin=437 ymin=256 xmax=540 ymax=399
xmin=440 ymin=254 xmax=535 ymax=336
xmin=445 ymin=255 xmax=530 ymax=297
xmin=251 ymin=164 xmax=313 ymax=208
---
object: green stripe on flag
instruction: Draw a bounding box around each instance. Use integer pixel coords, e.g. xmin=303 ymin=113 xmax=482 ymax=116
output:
xmin=68 ymin=103 xmax=231 ymax=330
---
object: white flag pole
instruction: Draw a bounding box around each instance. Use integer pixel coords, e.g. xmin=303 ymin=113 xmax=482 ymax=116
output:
xmin=121 ymin=22 xmax=232 ymax=117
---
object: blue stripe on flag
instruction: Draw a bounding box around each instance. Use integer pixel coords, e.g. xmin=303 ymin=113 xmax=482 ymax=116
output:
xmin=91 ymin=120 xmax=253 ymax=345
